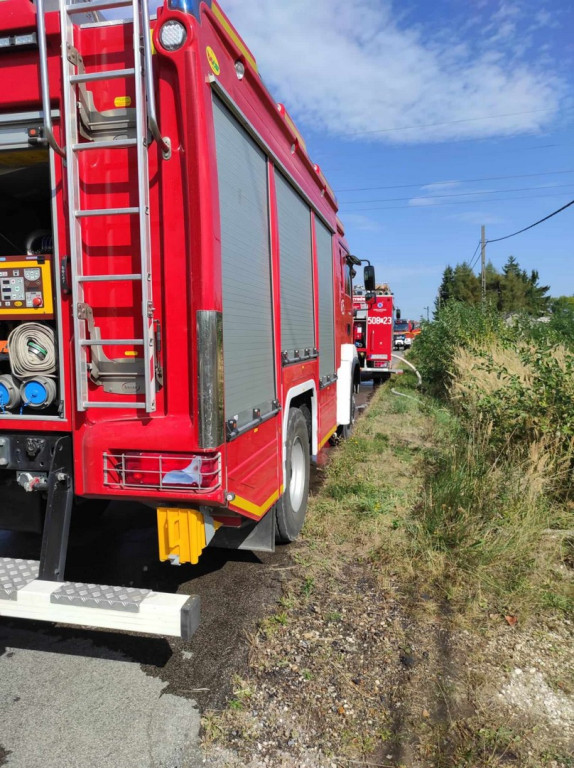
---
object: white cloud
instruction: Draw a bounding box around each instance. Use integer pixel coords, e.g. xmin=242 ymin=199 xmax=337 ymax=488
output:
xmin=408 ymin=197 xmax=442 ymax=207
xmin=420 ymin=181 xmax=461 ymax=193
xmin=221 ymin=0 xmax=565 ymax=145
xmin=449 ymin=212 xmax=506 ymax=226
xmin=343 ymin=214 xmax=383 ymax=232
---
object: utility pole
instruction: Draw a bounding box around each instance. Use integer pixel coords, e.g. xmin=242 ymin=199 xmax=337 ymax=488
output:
xmin=424 ymin=306 xmax=429 ymax=321
xmin=481 ymin=225 xmax=486 ymax=306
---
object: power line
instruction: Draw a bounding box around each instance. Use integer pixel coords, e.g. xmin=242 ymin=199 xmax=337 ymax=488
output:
xmin=334 ymin=106 xmax=562 ymax=139
xmin=469 ymin=242 xmax=481 ymax=271
xmin=485 ymin=199 xmax=574 ymax=244
xmin=337 ymin=168 xmax=574 ymax=194
xmin=342 ymin=189 xmax=574 ymax=213
xmin=341 ymin=182 xmax=574 ymax=206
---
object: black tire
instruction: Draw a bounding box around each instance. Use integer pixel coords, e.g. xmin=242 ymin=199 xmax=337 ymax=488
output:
xmin=337 ymin=384 xmax=356 ymax=440
xmin=275 ymin=408 xmax=310 ymax=544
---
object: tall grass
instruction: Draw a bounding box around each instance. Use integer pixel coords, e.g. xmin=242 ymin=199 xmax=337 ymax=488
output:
xmin=409 ymin=420 xmax=571 ymax=613
xmin=412 ymin=302 xmax=503 ymax=397
xmin=407 ymin=302 xmax=574 ymax=615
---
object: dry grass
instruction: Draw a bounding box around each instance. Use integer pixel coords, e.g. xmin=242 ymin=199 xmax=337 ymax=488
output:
xmin=201 ymin=381 xmax=574 ymax=768
xmin=450 ymin=341 xmax=572 ymax=408
xmin=303 ymin=380 xmax=429 ymax=584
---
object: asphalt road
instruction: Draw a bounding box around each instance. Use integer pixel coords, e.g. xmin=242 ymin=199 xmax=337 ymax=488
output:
xmin=0 ymin=383 xmax=379 ymax=768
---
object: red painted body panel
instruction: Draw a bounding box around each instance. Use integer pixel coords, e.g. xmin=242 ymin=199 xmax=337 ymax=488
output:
xmin=0 ymin=2 xmax=352 ymax=522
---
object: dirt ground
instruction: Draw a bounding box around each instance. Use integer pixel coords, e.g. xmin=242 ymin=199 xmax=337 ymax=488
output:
xmin=199 ymin=383 xmax=574 ymax=768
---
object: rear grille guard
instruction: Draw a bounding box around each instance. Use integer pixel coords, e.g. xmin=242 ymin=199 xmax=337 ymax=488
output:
xmin=103 ymin=452 xmax=222 ymax=493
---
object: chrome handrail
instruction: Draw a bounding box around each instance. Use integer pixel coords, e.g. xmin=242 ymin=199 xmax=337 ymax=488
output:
xmin=140 ymin=0 xmax=171 ymax=159
xmin=35 ymin=0 xmax=66 ymax=158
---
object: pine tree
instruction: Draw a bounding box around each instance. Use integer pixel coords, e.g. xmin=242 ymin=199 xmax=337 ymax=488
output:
xmin=451 ymin=262 xmax=480 ymax=305
xmin=435 ymin=265 xmax=455 ymax=315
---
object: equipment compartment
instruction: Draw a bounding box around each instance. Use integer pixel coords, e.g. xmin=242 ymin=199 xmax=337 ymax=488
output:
xmin=0 ymin=148 xmax=63 ymax=418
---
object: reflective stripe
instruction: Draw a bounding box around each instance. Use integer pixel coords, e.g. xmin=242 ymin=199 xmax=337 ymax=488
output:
xmin=211 ymin=1 xmax=258 ymax=72
xmin=232 ymin=485 xmax=283 ymax=518
xmin=318 ymin=426 xmax=337 ymax=450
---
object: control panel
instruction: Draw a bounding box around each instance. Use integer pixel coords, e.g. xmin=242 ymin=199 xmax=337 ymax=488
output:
xmin=0 ymin=256 xmax=53 ymax=319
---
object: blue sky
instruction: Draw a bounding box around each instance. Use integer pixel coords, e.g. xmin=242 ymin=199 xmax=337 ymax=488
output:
xmin=106 ymin=0 xmax=574 ymax=319
xmin=219 ymin=0 xmax=574 ymax=320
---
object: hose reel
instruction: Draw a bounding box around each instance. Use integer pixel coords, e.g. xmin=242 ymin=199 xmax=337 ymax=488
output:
xmin=0 ymin=374 xmax=21 ymax=410
xmin=8 ymin=323 xmax=57 ymax=378
xmin=3 ymin=323 xmax=58 ymax=410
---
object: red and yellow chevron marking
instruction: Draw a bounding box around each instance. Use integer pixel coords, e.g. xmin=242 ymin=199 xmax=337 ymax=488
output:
xmin=231 ymin=484 xmax=284 ymax=519
xmin=212 ymin=1 xmax=258 ymax=73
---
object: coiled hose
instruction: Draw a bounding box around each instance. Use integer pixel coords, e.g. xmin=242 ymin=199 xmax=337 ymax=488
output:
xmin=8 ymin=323 xmax=57 ymax=378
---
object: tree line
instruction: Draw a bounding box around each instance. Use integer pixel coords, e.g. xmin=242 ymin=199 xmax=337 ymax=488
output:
xmin=436 ymin=255 xmax=551 ymax=316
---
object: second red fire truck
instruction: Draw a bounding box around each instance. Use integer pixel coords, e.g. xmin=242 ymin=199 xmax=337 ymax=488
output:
xmin=353 ymin=283 xmax=395 ymax=383
xmin=0 ymin=0 xmax=372 ymax=638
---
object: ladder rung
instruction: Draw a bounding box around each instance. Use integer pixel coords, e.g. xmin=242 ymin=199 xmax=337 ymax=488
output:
xmin=66 ymin=0 xmax=132 ymax=13
xmin=78 ymin=274 xmax=142 ymax=283
xmin=75 ymin=207 xmax=140 ymax=218
xmin=72 ymin=139 xmax=138 ymax=151
xmin=82 ymin=402 xmax=147 ymax=410
xmin=70 ymin=68 xmax=136 ymax=85
xmin=81 ymin=339 xmax=144 ymax=346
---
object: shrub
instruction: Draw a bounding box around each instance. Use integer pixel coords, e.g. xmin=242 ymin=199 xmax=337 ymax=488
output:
xmin=411 ymin=302 xmax=503 ymax=397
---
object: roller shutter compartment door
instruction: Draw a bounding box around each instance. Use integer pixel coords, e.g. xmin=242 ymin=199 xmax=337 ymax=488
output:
xmin=275 ymin=171 xmax=315 ymax=359
xmin=213 ymin=96 xmax=276 ymax=429
xmin=315 ymin=219 xmax=336 ymax=382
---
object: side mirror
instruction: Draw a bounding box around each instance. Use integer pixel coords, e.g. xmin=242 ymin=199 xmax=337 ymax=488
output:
xmin=364 ymin=265 xmax=376 ymax=292
xmin=396 ymin=308 xmax=401 ymax=320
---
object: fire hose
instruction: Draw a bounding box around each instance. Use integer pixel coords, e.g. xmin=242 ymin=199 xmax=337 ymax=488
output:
xmin=8 ymin=323 xmax=57 ymax=378
xmin=391 ymin=353 xmax=422 ymax=401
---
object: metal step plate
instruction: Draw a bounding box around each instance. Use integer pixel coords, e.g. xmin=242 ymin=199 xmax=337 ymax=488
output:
xmin=51 ymin=582 xmax=151 ymax=613
xmin=0 ymin=559 xmax=40 ymax=601
xmin=0 ymin=558 xmax=199 ymax=639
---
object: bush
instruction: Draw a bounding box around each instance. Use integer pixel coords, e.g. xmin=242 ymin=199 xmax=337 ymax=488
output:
xmin=450 ymin=342 xmax=574 ymax=479
xmin=408 ymin=300 xmax=574 ymax=612
xmin=411 ymin=302 xmax=503 ymax=397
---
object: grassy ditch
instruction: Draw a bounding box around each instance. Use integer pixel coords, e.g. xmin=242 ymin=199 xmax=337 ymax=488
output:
xmin=202 ymin=362 xmax=573 ymax=767
xmin=411 ymin=301 xmax=573 ymax=617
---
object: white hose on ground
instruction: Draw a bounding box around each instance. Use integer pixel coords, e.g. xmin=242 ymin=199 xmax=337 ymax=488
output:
xmin=391 ymin=352 xmax=422 ymax=400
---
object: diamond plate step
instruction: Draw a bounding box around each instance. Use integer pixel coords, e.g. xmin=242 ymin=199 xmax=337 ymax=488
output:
xmin=0 ymin=558 xmax=40 ymax=601
xmin=51 ymin=582 xmax=152 ymax=613
xmin=0 ymin=559 xmax=200 ymax=638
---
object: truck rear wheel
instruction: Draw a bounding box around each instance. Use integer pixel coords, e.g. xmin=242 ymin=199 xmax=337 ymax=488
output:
xmin=275 ymin=408 xmax=310 ymax=543
xmin=337 ymin=386 xmax=356 ymax=440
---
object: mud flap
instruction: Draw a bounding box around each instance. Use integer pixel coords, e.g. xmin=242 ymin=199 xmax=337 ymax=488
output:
xmin=39 ymin=436 xmax=73 ymax=581
xmin=209 ymin=507 xmax=276 ymax=553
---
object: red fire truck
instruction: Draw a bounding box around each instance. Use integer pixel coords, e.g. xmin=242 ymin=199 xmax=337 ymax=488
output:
xmin=0 ymin=0 xmax=367 ymax=638
xmin=353 ymin=285 xmax=394 ymax=383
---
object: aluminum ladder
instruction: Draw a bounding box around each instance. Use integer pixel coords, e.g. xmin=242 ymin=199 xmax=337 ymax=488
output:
xmin=36 ymin=0 xmax=170 ymax=412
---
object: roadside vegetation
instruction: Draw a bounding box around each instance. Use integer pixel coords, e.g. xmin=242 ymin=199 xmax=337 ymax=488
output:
xmin=203 ymin=297 xmax=573 ymax=768
xmin=411 ymin=300 xmax=573 ymax=617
